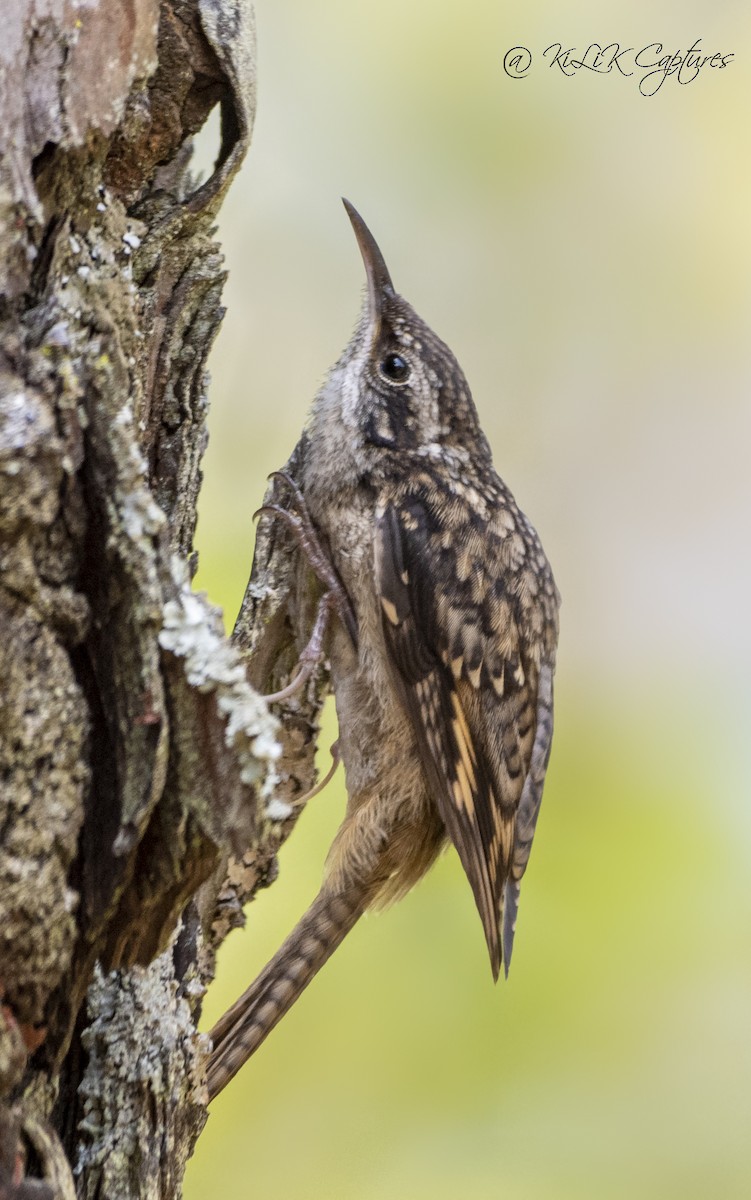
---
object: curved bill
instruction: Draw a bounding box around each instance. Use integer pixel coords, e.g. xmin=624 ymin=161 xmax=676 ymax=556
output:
xmin=342 ymin=198 xmax=394 ymax=328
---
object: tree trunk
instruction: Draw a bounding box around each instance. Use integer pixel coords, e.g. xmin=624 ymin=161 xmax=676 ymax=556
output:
xmin=0 ymin=3 xmax=323 ymax=1195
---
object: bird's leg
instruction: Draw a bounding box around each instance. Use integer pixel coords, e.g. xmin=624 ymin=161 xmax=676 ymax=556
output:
xmin=263 ymin=591 xmax=335 ymax=704
xmin=290 ymin=740 xmax=340 ymax=807
xmin=259 ymin=472 xmax=358 ymax=646
xmin=254 ymin=473 xmax=358 ymax=706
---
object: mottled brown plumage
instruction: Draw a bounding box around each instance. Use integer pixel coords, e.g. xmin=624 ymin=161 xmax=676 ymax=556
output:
xmin=207 ymin=201 xmax=560 ymax=1099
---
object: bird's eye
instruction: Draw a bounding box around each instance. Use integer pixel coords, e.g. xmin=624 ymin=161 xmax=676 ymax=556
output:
xmin=379 ymin=353 xmax=410 ymax=383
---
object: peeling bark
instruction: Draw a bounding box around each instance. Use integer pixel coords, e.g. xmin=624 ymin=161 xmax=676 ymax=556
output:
xmin=0 ymin=3 xmax=325 ymax=1196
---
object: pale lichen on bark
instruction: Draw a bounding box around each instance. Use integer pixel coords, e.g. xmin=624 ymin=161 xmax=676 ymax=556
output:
xmin=76 ymin=955 xmax=207 ymax=1200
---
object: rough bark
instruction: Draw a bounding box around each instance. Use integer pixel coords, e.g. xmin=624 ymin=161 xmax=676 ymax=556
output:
xmin=0 ymin=3 xmax=325 ymax=1196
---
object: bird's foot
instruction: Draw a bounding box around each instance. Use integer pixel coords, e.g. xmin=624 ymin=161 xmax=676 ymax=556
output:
xmin=255 ymin=473 xmax=358 ymax=703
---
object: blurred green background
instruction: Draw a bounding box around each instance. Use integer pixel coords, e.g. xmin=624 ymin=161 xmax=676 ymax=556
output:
xmin=185 ymin=2 xmax=751 ymax=1197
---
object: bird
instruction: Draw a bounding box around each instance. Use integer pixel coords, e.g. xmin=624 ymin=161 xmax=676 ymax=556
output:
xmin=206 ymin=200 xmax=560 ymax=1099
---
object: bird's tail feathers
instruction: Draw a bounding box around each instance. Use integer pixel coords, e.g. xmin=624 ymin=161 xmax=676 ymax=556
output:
xmin=207 ymin=887 xmax=364 ymax=1099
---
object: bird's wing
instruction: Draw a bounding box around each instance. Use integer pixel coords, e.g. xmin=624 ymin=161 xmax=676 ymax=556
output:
xmin=374 ymin=492 xmax=557 ymax=977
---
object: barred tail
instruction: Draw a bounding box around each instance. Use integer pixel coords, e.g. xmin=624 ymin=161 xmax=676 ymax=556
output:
xmin=206 ymin=887 xmax=364 ymax=1099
